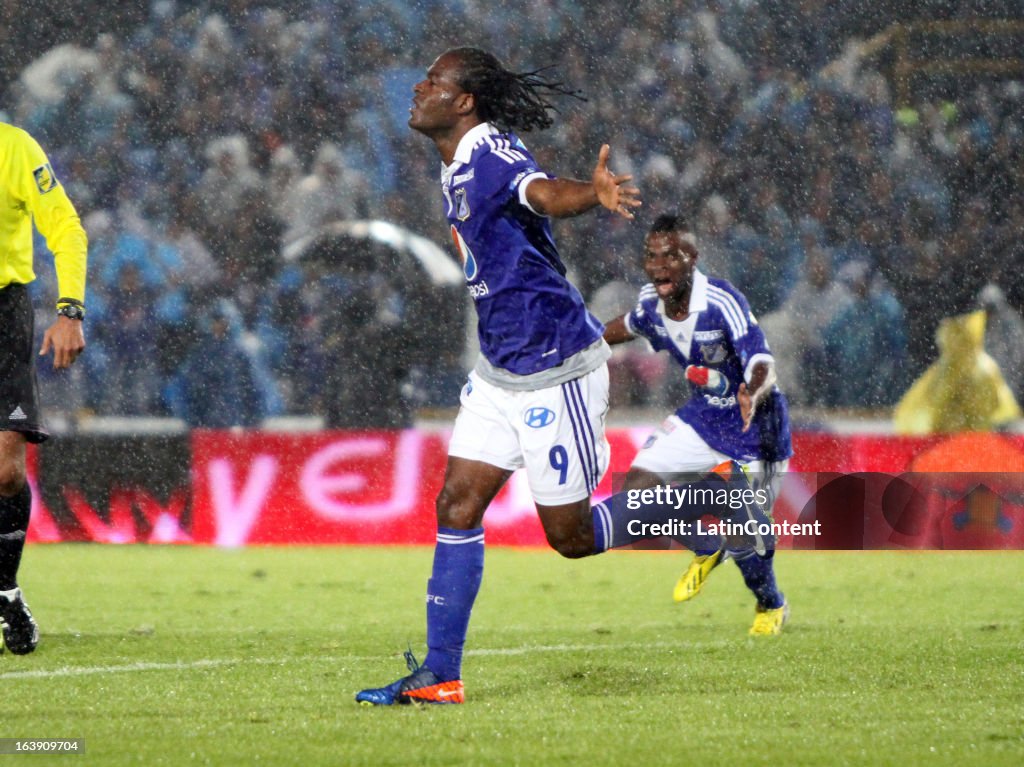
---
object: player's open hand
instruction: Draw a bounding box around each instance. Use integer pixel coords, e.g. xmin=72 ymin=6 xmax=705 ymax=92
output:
xmin=593 ymin=144 xmax=641 ymax=220
xmin=40 ymin=316 xmax=86 ymax=370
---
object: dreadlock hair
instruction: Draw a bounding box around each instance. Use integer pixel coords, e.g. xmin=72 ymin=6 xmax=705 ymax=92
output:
xmin=447 ymin=47 xmax=584 ymax=134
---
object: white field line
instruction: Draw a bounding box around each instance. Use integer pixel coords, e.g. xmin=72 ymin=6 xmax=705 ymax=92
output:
xmin=468 ymin=640 xmax=686 ymax=656
xmin=0 ymin=640 xmax=714 ymax=680
xmin=0 ymin=657 xmax=275 ymax=679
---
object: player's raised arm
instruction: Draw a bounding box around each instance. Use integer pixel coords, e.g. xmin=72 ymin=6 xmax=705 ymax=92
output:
xmin=525 ymin=144 xmax=641 ymax=219
xmin=738 ymin=361 xmax=777 ymax=432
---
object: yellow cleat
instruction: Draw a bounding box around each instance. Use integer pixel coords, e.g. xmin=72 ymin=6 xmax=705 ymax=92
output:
xmin=749 ymin=601 xmax=789 ymax=636
xmin=672 ymin=549 xmax=724 ymax=603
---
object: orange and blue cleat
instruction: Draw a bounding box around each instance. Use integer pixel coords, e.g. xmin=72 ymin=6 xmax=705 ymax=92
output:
xmin=356 ymin=650 xmax=464 ymax=705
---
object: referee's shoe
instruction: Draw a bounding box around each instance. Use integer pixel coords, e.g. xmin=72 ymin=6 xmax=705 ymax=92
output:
xmin=0 ymin=588 xmax=39 ymax=655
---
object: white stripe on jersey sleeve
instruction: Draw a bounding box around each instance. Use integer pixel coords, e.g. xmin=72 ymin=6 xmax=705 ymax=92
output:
xmin=517 ymin=171 xmax=549 ymax=215
xmin=636 ymin=285 xmax=657 ymax=316
xmin=744 ymin=353 xmax=775 ymax=383
xmin=485 ymin=136 xmax=528 ymax=164
xmin=624 ymin=285 xmax=657 ymax=335
xmin=500 ymin=137 xmax=528 ymax=163
xmin=707 ymin=285 xmax=748 ymax=339
xmin=623 ymin=311 xmax=636 ymax=336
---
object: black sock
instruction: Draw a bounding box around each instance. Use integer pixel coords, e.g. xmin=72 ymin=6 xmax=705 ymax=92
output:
xmin=0 ymin=485 xmax=31 ymax=591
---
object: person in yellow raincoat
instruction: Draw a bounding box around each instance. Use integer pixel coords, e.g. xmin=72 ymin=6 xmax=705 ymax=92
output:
xmin=894 ymin=310 xmax=1021 ymax=434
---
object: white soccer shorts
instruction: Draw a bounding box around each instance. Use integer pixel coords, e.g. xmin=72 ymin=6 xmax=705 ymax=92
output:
xmin=448 ymin=365 xmax=610 ymax=505
xmin=631 ymin=414 xmax=788 ymax=511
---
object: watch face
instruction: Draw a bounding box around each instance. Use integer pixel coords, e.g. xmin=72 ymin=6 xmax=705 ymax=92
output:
xmin=58 ymin=305 xmax=84 ymax=320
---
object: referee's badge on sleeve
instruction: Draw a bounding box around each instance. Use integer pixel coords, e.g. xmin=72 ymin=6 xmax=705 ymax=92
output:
xmin=33 ymin=163 xmax=58 ymax=194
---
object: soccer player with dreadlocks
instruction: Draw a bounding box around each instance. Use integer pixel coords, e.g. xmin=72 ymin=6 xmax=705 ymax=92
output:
xmin=357 ymin=47 xmax=768 ymax=705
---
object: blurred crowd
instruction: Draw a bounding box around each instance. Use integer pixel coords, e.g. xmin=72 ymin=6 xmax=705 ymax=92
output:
xmin=2 ymin=0 xmax=1023 ymax=426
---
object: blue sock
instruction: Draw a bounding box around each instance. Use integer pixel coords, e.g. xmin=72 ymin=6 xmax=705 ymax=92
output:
xmin=684 ymin=534 xmax=724 ymax=558
xmin=592 ymin=498 xmax=722 ymax=553
xmin=591 ymin=502 xmax=611 ymax=553
xmin=423 ymin=527 xmax=484 ymax=681
xmin=732 ymin=549 xmax=784 ymax=609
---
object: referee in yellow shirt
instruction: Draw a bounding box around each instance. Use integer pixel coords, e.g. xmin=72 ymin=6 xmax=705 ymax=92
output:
xmin=0 ymin=121 xmax=87 ymax=655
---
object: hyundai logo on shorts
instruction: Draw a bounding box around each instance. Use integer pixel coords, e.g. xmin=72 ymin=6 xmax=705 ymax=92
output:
xmin=524 ymin=407 xmax=556 ymax=428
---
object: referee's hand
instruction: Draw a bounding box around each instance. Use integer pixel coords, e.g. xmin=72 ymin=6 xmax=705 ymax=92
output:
xmin=39 ymin=317 xmax=86 ymax=369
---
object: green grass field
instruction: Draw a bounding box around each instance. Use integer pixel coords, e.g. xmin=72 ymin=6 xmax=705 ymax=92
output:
xmin=2 ymin=545 xmax=1022 ymax=766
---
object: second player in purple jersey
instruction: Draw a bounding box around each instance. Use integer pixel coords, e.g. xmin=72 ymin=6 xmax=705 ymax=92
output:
xmin=604 ymin=214 xmax=792 ymax=636
xmin=625 ymin=266 xmax=793 ymax=462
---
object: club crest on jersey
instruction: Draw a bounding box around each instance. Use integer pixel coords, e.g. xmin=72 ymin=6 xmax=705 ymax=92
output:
xmin=699 ymin=341 xmax=727 ymax=365
xmin=454 ymin=187 xmax=470 ymax=221
xmin=33 ymin=163 xmax=58 ymax=194
xmin=450 ymin=225 xmax=479 ymax=281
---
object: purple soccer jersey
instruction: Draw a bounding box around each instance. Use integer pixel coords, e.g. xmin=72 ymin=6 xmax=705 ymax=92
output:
xmin=443 ymin=123 xmax=604 ymax=376
xmin=626 ymin=269 xmax=793 ymax=462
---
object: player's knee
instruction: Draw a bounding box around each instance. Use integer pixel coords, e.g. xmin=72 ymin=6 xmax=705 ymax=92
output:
xmin=546 ymin=530 xmax=593 ymax=559
xmin=435 ymin=487 xmax=479 ymax=530
xmin=0 ymin=462 xmax=27 ymax=497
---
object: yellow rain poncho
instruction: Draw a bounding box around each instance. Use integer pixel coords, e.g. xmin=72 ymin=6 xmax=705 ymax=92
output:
xmin=894 ymin=310 xmax=1021 ymax=434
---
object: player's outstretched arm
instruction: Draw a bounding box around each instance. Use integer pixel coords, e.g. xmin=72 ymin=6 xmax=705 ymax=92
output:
xmin=602 ymin=315 xmax=635 ymax=346
xmin=525 ymin=145 xmax=641 ymax=219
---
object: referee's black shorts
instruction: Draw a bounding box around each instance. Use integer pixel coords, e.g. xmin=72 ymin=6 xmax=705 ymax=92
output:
xmin=0 ymin=283 xmax=48 ymax=443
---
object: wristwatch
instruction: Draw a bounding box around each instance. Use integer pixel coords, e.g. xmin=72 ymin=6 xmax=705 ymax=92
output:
xmin=57 ymin=304 xmax=85 ymax=321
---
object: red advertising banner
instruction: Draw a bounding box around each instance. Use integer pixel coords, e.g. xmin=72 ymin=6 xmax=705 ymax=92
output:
xmin=26 ymin=428 xmax=1024 ymax=548
xmin=187 ymin=428 xmax=651 ymax=546
xmin=27 ymin=434 xmax=191 ymax=544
